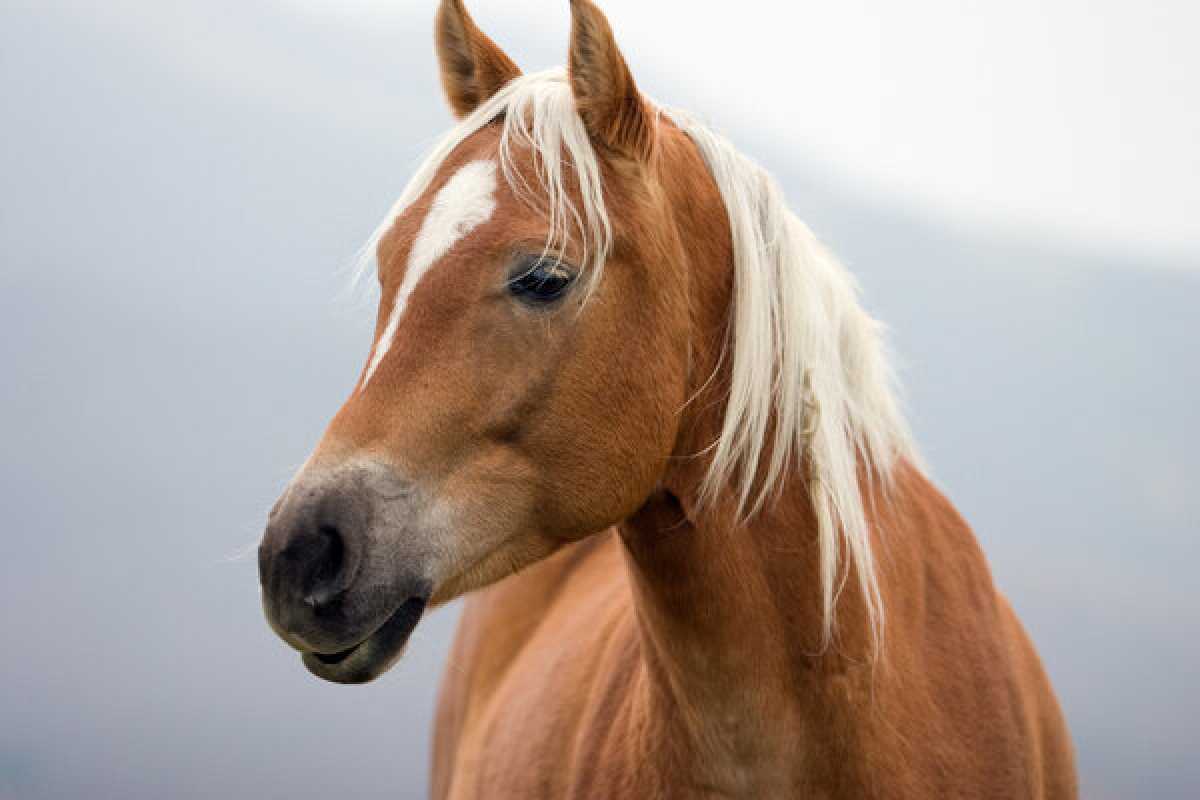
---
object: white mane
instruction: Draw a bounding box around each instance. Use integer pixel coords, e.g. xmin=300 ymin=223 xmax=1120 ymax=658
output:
xmin=359 ymin=68 xmax=919 ymax=649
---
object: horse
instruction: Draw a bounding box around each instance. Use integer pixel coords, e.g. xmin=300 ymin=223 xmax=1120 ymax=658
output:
xmin=258 ymin=1 xmax=1078 ymax=796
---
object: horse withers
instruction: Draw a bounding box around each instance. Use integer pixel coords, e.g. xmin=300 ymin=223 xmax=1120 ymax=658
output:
xmin=258 ymin=1 xmax=1077 ymax=797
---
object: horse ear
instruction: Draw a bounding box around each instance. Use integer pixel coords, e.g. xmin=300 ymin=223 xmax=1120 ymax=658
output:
xmin=567 ymin=0 xmax=655 ymax=161
xmin=435 ymin=0 xmax=522 ymax=118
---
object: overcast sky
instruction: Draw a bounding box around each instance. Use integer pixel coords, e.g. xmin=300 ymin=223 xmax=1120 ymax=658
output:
xmin=1 ymin=2 xmax=1197 ymax=798
xmin=274 ymin=0 xmax=1200 ymax=267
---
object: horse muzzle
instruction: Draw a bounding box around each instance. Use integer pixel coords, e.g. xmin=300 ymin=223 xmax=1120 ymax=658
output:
xmin=258 ymin=459 xmax=434 ymax=684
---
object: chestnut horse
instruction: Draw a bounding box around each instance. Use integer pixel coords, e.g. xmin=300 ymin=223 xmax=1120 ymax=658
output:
xmin=258 ymin=1 xmax=1077 ymax=797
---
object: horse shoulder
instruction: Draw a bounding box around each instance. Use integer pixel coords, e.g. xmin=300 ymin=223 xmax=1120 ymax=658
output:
xmin=870 ymin=470 xmax=1077 ymax=798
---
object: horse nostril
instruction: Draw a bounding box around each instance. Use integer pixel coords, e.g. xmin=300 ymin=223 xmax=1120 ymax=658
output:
xmin=262 ymin=487 xmax=368 ymax=625
xmin=303 ymin=524 xmax=347 ymax=612
xmin=258 ymin=544 xmax=270 ymax=586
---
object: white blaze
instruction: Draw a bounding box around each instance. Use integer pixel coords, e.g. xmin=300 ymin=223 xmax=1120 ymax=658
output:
xmin=361 ymin=160 xmax=499 ymax=390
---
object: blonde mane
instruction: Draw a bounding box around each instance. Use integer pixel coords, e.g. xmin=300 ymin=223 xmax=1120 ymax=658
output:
xmin=358 ymin=68 xmax=919 ymax=648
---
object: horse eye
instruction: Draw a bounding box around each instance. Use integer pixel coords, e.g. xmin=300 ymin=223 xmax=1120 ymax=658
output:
xmin=507 ymin=258 xmax=575 ymax=305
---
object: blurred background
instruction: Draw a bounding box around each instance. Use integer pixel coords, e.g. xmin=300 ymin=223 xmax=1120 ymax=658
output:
xmin=1 ymin=1 xmax=1196 ymax=797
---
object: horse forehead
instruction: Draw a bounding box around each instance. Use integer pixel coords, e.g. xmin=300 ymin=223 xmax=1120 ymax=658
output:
xmin=407 ymin=159 xmax=500 ymax=272
xmin=378 ymin=130 xmax=510 ymax=274
xmin=360 ymin=156 xmax=503 ymax=390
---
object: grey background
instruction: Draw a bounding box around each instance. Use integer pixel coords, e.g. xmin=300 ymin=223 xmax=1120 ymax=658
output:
xmin=1 ymin=2 xmax=1196 ymax=798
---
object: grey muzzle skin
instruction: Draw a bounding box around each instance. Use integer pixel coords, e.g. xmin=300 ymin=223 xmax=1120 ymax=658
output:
xmin=258 ymin=461 xmax=433 ymax=684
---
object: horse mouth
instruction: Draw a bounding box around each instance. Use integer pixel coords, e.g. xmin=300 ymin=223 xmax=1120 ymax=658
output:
xmin=301 ymin=596 xmax=428 ymax=684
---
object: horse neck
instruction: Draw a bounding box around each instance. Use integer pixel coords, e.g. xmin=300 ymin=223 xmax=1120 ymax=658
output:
xmin=615 ymin=138 xmax=889 ymax=785
xmin=620 ymin=469 xmax=876 ymax=756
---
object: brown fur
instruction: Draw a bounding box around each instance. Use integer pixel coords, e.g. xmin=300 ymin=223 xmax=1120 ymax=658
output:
xmin=432 ymin=470 xmax=1078 ymax=798
xmin=423 ymin=115 xmax=1076 ymax=797
xmin=277 ymin=2 xmax=1078 ymax=796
